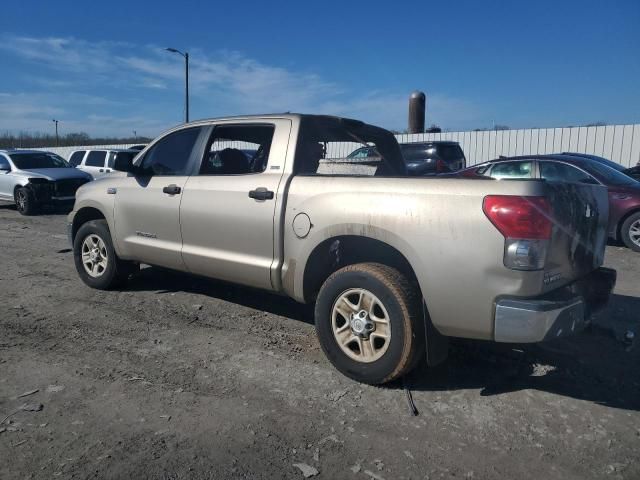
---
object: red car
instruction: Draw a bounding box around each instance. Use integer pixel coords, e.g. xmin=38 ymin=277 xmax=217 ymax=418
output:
xmin=460 ymin=154 xmax=640 ymax=252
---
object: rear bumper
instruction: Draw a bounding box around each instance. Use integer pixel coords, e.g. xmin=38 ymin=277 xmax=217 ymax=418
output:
xmin=494 ymin=267 xmax=616 ymax=343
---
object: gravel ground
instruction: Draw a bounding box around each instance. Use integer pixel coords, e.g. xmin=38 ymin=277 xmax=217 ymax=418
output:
xmin=1 ymin=204 xmax=639 ymax=480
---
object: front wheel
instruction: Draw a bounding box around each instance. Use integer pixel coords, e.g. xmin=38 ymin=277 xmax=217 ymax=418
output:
xmin=73 ymin=219 xmax=137 ymax=290
xmin=15 ymin=187 xmax=38 ymax=215
xmin=314 ymin=263 xmax=425 ymax=384
xmin=621 ymin=212 xmax=640 ymax=252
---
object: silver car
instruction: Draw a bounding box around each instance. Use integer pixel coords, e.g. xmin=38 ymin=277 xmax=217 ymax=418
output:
xmin=0 ymin=149 xmax=92 ymax=215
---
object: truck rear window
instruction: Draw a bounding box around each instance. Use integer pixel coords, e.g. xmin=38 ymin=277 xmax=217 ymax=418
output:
xmin=295 ymin=117 xmax=405 ymax=176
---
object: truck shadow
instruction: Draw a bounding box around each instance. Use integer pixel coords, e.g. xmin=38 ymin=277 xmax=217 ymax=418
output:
xmin=405 ymin=293 xmax=640 ymax=411
xmin=127 ymin=266 xmax=314 ymax=324
xmin=127 ymin=267 xmax=639 ymax=411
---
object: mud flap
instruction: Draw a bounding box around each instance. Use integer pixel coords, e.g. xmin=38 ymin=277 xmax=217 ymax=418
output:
xmin=422 ymin=301 xmax=449 ymax=366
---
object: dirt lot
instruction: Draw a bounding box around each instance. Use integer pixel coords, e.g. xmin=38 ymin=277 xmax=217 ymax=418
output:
xmin=1 ymin=204 xmax=639 ymax=480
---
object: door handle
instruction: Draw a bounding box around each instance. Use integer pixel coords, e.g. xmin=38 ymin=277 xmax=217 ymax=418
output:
xmin=248 ymin=187 xmax=274 ymax=201
xmin=163 ymin=184 xmax=182 ymax=195
xmin=99 ymin=169 xmax=104 ymax=172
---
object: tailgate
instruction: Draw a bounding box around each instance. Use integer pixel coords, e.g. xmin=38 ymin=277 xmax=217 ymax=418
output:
xmin=543 ymin=182 xmax=609 ymax=291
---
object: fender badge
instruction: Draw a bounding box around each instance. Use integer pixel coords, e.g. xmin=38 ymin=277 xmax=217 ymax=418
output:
xmin=107 ymin=187 xmax=117 ymax=194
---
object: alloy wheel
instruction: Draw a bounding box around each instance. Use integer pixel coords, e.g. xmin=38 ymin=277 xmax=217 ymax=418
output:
xmin=331 ymin=288 xmax=391 ymax=363
xmin=81 ymin=234 xmax=109 ymax=278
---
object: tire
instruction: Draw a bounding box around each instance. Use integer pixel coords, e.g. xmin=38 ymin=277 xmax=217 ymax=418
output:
xmin=14 ymin=187 xmax=38 ymax=216
xmin=621 ymin=212 xmax=640 ymax=253
xmin=314 ymin=263 xmax=425 ymax=384
xmin=73 ymin=219 xmax=137 ymax=290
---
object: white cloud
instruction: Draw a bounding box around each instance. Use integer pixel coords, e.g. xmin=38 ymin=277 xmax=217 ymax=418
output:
xmin=0 ymin=34 xmax=480 ymax=136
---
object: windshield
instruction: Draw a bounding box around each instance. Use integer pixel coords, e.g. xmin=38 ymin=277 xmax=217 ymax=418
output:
xmin=584 ymin=160 xmax=639 ymax=187
xmin=10 ymin=152 xmax=69 ymax=169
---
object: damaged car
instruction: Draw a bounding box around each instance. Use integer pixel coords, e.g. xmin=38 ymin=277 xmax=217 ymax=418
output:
xmin=0 ymin=149 xmax=92 ymax=215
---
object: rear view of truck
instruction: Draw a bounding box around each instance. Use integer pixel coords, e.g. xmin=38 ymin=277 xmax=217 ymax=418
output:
xmin=483 ymin=181 xmax=616 ymax=343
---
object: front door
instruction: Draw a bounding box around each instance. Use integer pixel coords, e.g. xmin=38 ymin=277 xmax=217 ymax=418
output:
xmin=179 ymin=120 xmax=291 ymax=290
xmin=113 ymin=126 xmax=207 ymax=271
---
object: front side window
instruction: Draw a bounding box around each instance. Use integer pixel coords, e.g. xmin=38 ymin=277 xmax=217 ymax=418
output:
xmin=69 ymin=151 xmax=85 ymax=167
xmin=199 ymin=124 xmax=274 ymax=175
xmin=139 ymin=127 xmax=203 ymax=176
xmin=490 ymin=161 xmax=534 ymax=179
xmin=9 ymin=152 xmax=69 ymax=169
xmin=540 ymin=162 xmax=598 ymax=184
xmin=85 ymin=151 xmax=107 ymax=167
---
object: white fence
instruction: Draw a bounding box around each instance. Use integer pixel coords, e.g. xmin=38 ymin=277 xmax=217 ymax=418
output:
xmin=328 ymin=124 xmax=640 ymax=168
xmin=39 ymin=124 xmax=640 ymax=168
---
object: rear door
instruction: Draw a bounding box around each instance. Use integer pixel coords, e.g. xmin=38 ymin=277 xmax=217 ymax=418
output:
xmin=179 ymin=119 xmax=291 ymax=290
xmin=113 ymin=126 xmax=208 ymax=270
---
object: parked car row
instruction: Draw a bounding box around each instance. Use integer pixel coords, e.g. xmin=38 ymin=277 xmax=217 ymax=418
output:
xmin=1 ymin=134 xmax=639 ymax=255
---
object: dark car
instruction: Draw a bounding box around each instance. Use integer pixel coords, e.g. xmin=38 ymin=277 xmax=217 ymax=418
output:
xmin=347 ymin=141 xmax=466 ymax=176
xmin=461 ymin=154 xmax=640 ymax=252
xmin=560 ymin=152 xmax=640 ymax=181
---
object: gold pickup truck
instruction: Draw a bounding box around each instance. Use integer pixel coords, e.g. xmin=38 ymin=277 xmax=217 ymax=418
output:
xmin=67 ymin=114 xmax=616 ymax=384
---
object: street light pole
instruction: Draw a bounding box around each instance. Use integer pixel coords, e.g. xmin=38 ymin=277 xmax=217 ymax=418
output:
xmin=165 ymin=48 xmax=190 ymax=123
xmin=52 ymin=119 xmax=59 ymax=146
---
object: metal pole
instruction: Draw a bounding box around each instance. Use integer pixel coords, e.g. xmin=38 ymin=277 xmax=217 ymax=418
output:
xmin=185 ymin=52 xmax=189 ymax=123
xmin=52 ymin=119 xmax=59 ymax=147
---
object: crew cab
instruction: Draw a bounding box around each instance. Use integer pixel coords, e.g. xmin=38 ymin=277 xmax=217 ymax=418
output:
xmin=67 ymin=114 xmax=616 ymax=384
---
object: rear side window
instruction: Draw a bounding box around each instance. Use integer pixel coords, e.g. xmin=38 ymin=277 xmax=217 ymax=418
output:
xmin=69 ymin=151 xmax=85 ymax=167
xmin=0 ymin=155 xmax=10 ymax=170
xmin=200 ymin=124 xmax=274 ymax=175
xmin=540 ymin=162 xmax=598 ymax=184
xmin=490 ymin=161 xmax=534 ymax=179
xmin=436 ymin=144 xmax=465 ymax=161
xmin=401 ymin=144 xmax=434 ymax=162
xmin=85 ymin=151 xmax=107 ymax=167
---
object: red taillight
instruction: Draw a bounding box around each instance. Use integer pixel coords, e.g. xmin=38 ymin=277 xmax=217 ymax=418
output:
xmin=483 ymin=195 xmax=552 ymax=240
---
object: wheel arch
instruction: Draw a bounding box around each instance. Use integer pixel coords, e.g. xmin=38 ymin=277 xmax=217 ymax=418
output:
xmin=300 ymin=234 xmax=421 ymax=304
xmin=71 ymin=206 xmax=107 ymax=243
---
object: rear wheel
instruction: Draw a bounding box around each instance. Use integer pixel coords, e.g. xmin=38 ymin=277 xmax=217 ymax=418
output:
xmin=15 ymin=187 xmax=38 ymax=216
xmin=621 ymin=212 xmax=640 ymax=252
xmin=314 ymin=263 xmax=425 ymax=384
xmin=73 ymin=219 xmax=138 ymax=289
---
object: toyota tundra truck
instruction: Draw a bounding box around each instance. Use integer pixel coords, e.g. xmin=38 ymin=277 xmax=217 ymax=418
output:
xmin=67 ymin=114 xmax=616 ymax=384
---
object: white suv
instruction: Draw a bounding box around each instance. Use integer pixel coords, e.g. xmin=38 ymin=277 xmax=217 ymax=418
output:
xmin=69 ymin=149 xmax=139 ymax=179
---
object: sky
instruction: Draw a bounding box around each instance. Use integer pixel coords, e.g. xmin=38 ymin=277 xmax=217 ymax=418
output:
xmin=0 ymin=0 xmax=638 ymax=138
